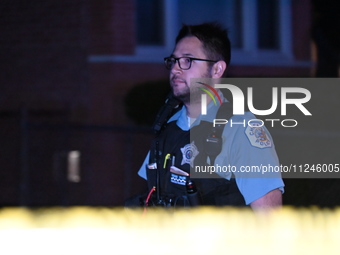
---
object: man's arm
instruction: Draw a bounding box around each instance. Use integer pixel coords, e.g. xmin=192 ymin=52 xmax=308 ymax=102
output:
xmin=250 ymin=188 xmax=282 ymax=209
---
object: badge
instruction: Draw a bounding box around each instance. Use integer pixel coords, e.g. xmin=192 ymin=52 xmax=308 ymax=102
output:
xmin=245 ymin=122 xmax=272 ymax=148
xmin=180 ymin=141 xmax=199 ymax=167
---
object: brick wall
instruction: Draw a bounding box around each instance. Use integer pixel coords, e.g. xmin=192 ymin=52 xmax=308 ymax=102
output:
xmin=0 ymin=0 xmax=90 ymax=120
xmin=0 ymin=0 xmax=150 ymax=206
xmin=90 ymin=0 xmax=135 ymax=55
xmin=0 ymin=0 xmax=91 ymax=206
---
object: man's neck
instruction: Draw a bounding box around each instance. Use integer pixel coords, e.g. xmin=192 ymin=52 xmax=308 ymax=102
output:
xmin=184 ymin=96 xmax=213 ymax=118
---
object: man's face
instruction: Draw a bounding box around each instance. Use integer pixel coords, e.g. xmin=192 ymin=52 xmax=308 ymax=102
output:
xmin=169 ymin=36 xmax=211 ymax=103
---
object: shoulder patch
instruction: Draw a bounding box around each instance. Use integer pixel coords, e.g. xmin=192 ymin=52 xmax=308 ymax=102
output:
xmin=180 ymin=141 xmax=199 ymax=167
xmin=245 ymin=123 xmax=272 ymax=148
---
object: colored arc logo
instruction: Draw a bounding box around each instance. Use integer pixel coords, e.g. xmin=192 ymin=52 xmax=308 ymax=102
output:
xmin=196 ymin=82 xmax=223 ymax=106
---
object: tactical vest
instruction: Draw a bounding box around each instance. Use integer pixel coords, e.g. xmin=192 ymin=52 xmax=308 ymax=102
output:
xmin=147 ymin=104 xmax=246 ymax=207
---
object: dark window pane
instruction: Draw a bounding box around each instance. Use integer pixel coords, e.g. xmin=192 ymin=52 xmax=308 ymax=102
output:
xmin=232 ymin=0 xmax=243 ymax=48
xmin=136 ymin=0 xmax=164 ymax=46
xmin=257 ymin=0 xmax=279 ymax=49
xmin=178 ymin=0 xmax=242 ymax=48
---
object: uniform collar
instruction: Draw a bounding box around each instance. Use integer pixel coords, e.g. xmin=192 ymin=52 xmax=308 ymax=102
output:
xmin=192 ymin=90 xmax=227 ymax=126
xmin=168 ymin=90 xmax=227 ymax=130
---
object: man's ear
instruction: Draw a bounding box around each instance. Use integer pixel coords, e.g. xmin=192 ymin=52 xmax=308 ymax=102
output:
xmin=211 ymin=60 xmax=227 ymax=78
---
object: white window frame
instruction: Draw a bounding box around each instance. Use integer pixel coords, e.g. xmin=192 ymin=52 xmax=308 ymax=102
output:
xmin=89 ymin=0 xmax=310 ymax=67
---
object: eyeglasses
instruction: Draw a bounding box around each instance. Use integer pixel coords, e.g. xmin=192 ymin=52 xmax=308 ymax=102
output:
xmin=164 ymin=57 xmax=218 ymax=70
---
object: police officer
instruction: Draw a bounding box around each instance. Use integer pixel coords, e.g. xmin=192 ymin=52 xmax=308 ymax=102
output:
xmin=137 ymin=23 xmax=284 ymax=209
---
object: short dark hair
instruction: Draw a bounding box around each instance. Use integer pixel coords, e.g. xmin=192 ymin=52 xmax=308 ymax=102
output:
xmin=175 ymin=22 xmax=231 ymax=68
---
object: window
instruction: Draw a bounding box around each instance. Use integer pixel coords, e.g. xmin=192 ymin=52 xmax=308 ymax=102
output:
xmin=91 ymin=0 xmax=300 ymax=66
xmin=135 ymin=0 xmax=294 ymax=65
xmin=135 ymin=0 xmax=243 ymax=49
xmin=257 ymin=0 xmax=280 ymax=49
xmin=178 ymin=0 xmax=242 ymax=48
xmin=136 ymin=0 xmax=164 ymax=46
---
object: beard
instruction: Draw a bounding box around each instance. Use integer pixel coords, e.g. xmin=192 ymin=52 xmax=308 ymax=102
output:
xmin=171 ymin=79 xmax=190 ymax=103
xmin=170 ymin=69 xmax=212 ymax=104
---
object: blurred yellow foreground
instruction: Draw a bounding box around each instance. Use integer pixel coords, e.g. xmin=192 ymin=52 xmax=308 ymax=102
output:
xmin=0 ymin=206 xmax=339 ymax=255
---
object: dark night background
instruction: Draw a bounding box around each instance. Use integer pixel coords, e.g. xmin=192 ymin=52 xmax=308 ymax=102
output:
xmin=0 ymin=0 xmax=339 ymax=207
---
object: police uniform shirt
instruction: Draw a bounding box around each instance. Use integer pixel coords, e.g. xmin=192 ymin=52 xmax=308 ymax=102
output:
xmin=138 ymin=92 xmax=285 ymax=205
